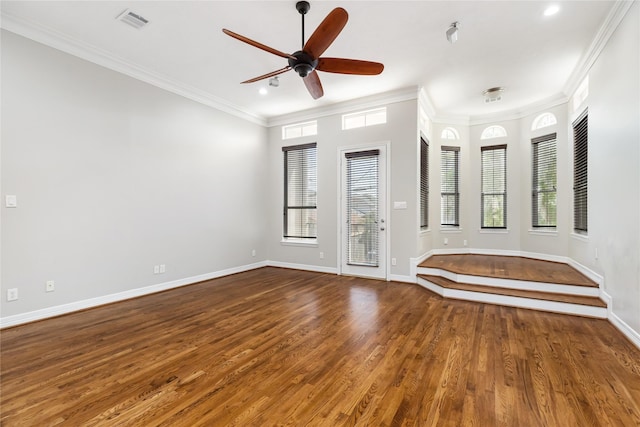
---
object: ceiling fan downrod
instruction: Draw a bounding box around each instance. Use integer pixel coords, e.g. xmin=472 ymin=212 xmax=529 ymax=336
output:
xmin=296 ymin=1 xmax=310 ymax=49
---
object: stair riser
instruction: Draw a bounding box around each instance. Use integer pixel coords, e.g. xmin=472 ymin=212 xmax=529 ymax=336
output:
xmin=416 ymin=278 xmax=608 ymax=319
xmin=417 ymin=267 xmax=600 ymax=297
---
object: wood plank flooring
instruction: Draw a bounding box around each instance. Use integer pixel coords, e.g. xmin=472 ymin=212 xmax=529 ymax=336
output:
xmin=2 ymin=267 xmax=639 ymax=426
xmin=419 ymin=254 xmax=598 ymax=287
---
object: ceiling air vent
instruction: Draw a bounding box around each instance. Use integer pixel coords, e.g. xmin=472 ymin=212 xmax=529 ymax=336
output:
xmin=116 ymin=9 xmax=149 ymax=29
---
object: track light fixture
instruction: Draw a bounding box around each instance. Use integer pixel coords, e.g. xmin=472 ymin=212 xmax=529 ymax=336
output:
xmin=446 ymin=22 xmax=460 ymax=44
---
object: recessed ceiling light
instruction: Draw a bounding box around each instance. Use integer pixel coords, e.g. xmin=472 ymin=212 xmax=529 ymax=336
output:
xmin=259 ymin=88 xmax=268 ymax=95
xmin=544 ymin=5 xmax=560 ymax=16
xmin=483 ymin=87 xmax=504 ymax=103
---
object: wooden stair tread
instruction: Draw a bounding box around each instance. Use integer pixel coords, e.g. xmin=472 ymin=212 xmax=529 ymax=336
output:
xmin=418 ymin=274 xmax=607 ymax=308
xmin=419 ymin=254 xmax=598 ymax=288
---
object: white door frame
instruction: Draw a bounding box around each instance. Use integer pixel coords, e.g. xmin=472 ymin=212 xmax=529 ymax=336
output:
xmin=337 ymin=142 xmax=390 ymax=280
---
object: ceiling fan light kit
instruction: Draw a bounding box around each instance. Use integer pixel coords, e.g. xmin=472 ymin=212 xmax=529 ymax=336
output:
xmin=222 ymin=1 xmax=384 ymax=99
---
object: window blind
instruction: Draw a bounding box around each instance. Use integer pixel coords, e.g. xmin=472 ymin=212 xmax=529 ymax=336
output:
xmin=420 ymin=138 xmax=429 ymax=229
xmin=346 ymin=150 xmax=380 ymax=267
xmin=532 ymin=133 xmax=557 ymax=228
xmin=573 ymin=110 xmax=588 ymax=233
xmin=481 ymin=145 xmax=507 ymax=228
xmin=283 ymin=143 xmax=317 ymax=238
xmin=440 ymin=146 xmax=460 ymax=226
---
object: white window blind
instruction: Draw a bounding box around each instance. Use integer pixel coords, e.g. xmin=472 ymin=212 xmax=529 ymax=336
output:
xmin=440 ymin=146 xmax=460 ymax=226
xmin=283 ymin=143 xmax=317 ymax=239
xmin=532 ymin=133 xmax=557 ymax=228
xmin=481 ymin=145 xmax=507 ymax=228
xmin=573 ymin=110 xmax=588 ymax=233
xmin=346 ymin=150 xmax=379 ymax=266
xmin=420 ymin=138 xmax=429 ymax=229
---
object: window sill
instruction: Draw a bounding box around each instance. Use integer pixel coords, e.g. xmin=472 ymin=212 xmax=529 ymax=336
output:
xmin=529 ymin=229 xmax=558 ymax=236
xmin=440 ymin=227 xmax=462 ymax=233
xmin=479 ymin=228 xmax=509 ymax=234
xmin=571 ymin=232 xmax=589 ymax=242
xmin=420 ymin=228 xmax=431 ymax=235
xmin=281 ymin=238 xmax=318 ymax=248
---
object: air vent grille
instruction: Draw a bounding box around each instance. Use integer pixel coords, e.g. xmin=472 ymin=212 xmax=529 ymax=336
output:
xmin=116 ymin=9 xmax=149 ymax=29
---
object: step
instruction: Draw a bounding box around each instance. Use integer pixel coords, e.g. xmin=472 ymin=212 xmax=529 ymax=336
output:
xmin=416 ymin=274 xmax=607 ymax=318
xmin=419 ymin=254 xmax=598 ymax=287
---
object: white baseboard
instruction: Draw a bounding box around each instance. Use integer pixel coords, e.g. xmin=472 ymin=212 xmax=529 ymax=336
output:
xmin=0 ymin=261 xmax=268 ymax=329
xmin=388 ymin=274 xmax=416 ymax=284
xmin=609 ymin=312 xmax=640 ymax=350
xmin=266 ymin=260 xmax=338 ymax=275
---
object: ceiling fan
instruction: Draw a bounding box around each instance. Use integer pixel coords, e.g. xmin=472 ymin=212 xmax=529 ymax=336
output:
xmin=222 ymin=1 xmax=384 ymax=99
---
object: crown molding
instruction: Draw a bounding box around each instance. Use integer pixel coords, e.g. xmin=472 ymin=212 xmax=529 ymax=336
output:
xmin=0 ymin=12 xmax=267 ymax=126
xmin=563 ymin=0 xmax=635 ymax=98
xmin=266 ymin=86 xmax=419 ymax=127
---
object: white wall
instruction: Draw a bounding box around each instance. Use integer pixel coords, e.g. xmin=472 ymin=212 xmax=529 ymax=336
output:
xmin=266 ymin=99 xmax=419 ymax=280
xmin=1 ymin=31 xmax=269 ymax=319
xmin=570 ymin=2 xmax=640 ymax=334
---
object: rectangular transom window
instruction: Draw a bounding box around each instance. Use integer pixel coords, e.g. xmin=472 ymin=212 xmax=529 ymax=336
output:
xmin=573 ymin=110 xmax=588 ymax=233
xmin=481 ymin=145 xmax=507 ymax=228
xmin=420 ymin=137 xmax=429 ymax=229
xmin=532 ymin=133 xmax=557 ymax=228
xmin=342 ymin=107 xmax=387 ymax=130
xmin=440 ymin=146 xmax=460 ymax=226
xmin=282 ymin=121 xmax=317 ymax=140
xmin=283 ymin=143 xmax=317 ymax=239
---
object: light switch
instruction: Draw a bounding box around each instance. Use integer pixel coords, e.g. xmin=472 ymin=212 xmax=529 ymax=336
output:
xmin=5 ymin=195 xmax=17 ymax=208
xmin=393 ymin=201 xmax=407 ymax=210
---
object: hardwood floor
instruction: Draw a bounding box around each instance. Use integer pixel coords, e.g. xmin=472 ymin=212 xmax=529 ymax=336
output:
xmin=2 ymin=267 xmax=639 ymax=426
xmin=419 ymin=254 xmax=598 ymax=287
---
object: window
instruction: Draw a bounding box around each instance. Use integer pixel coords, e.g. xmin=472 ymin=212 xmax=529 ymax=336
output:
xmin=532 ymin=133 xmax=557 ymax=228
xmin=480 ymin=125 xmax=507 ymax=140
xmin=440 ymin=146 xmax=460 ymax=226
xmin=282 ymin=121 xmax=317 ymax=140
xmin=573 ymin=110 xmax=588 ymax=233
xmin=342 ymin=107 xmax=387 ymax=130
xmin=481 ymin=145 xmax=507 ymax=228
xmin=420 ymin=138 xmax=429 ymax=229
xmin=531 ymin=113 xmax=557 ymax=131
xmin=441 ymin=127 xmax=460 ymax=140
xmin=283 ymin=143 xmax=317 ymax=239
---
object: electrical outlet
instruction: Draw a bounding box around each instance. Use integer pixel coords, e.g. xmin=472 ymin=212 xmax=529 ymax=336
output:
xmin=7 ymin=288 xmax=18 ymax=301
xmin=46 ymin=280 xmax=55 ymax=292
xmin=252 ymin=249 xmax=256 ymax=257
xmin=391 ymin=258 xmax=397 ymax=266
xmin=154 ymin=265 xmax=160 ymax=274
xmin=463 ymin=240 xmax=468 ymax=247
xmin=444 ymin=238 xmax=449 ymax=245
xmin=319 ymin=252 xmax=324 ymax=259
xmin=159 ymin=264 xmax=166 ymax=274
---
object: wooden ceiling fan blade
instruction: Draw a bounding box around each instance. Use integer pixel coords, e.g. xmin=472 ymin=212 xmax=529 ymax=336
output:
xmin=241 ymin=67 xmax=291 ymax=84
xmin=303 ymin=8 xmax=348 ymax=59
xmin=223 ymin=29 xmax=294 ymax=59
xmin=303 ymin=70 xmax=324 ymax=99
xmin=317 ymin=58 xmax=384 ymax=75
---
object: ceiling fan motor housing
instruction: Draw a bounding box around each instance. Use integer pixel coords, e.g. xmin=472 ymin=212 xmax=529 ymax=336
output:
xmin=289 ymin=50 xmax=318 ymax=77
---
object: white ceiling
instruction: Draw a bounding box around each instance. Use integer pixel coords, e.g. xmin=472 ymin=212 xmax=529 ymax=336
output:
xmin=1 ymin=1 xmax=617 ymax=122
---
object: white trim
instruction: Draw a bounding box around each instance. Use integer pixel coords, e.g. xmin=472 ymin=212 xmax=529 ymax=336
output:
xmin=266 ymin=261 xmax=338 ymax=275
xmin=528 ymin=229 xmax=558 ymax=236
xmin=479 ymin=229 xmax=510 ymax=234
xmin=416 ymin=277 xmax=607 ymax=318
xmin=388 ymin=274 xmax=416 ymax=284
xmin=417 ymin=267 xmax=600 ymax=297
xmin=440 ymin=227 xmax=463 ymax=233
xmin=609 ymin=311 xmax=640 ymax=350
xmin=566 ymin=258 xmax=604 ymax=286
xmin=0 ymin=261 xmax=268 ymax=329
xmin=280 ymin=239 xmax=319 ymax=248
xmin=571 ymin=232 xmax=589 ymax=242
xmin=0 ymin=12 xmax=266 ymax=126
xmin=563 ymin=0 xmax=635 ymax=98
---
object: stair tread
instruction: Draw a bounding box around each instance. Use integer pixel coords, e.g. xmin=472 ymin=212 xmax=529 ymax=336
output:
xmin=419 ymin=254 xmax=598 ymax=288
xmin=418 ymin=274 xmax=607 ymax=308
